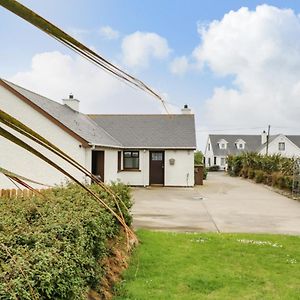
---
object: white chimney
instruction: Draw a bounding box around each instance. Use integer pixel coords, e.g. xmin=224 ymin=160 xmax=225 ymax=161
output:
xmin=181 ymin=104 xmax=191 ymax=114
xmin=63 ymin=94 xmax=80 ymax=112
xmin=261 ymin=130 xmax=267 ymax=144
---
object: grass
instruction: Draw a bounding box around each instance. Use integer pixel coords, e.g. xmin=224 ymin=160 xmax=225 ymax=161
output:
xmin=114 ymin=230 xmax=300 ymax=300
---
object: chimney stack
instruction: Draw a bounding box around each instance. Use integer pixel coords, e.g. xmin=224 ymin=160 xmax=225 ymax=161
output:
xmin=261 ymin=130 xmax=267 ymax=144
xmin=62 ymin=93 xmax=80 ymax=112
xmin=181 ymin=104 xmax=191 ymax=114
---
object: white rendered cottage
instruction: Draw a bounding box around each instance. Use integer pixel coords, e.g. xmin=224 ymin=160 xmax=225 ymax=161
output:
xmin=205 ymin=132 xmax=300 ymax=170
xmin=0 ymin=79 xmax=196 ymax=188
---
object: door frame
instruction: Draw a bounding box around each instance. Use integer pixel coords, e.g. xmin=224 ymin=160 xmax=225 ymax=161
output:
xmin=149 ymin=150 xmax=165 ymax=185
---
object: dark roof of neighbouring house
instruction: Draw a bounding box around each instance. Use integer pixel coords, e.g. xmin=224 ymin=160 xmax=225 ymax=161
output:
xmin=1 ymin=79 xmax=196 ymax=149
xmin=208 ymin=134 xmax=274 ymax=156
xmin=88 ymin=114 xmax=197 ymax=149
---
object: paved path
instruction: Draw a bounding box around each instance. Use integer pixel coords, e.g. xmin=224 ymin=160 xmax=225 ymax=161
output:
xmin=132 ymin=172 xmax=300 ymax=235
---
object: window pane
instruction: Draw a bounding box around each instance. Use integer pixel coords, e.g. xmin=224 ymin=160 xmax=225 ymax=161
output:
xmin=124 ymin=151 xmax=132 ymax=158
xmin=132 ymin=151 xmax=139 ymax=158
xmin=152 ymin=153 xmax=163 ymax=161
xmin=124 ymin=157 xmax=139 ymax=169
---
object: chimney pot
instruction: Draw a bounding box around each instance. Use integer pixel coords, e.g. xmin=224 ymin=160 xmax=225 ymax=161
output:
xmin=181 ymin=104 xmax=192 ymax=114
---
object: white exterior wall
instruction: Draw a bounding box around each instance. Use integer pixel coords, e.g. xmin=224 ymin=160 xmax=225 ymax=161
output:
xmin=95 ymin=148 xmax=150 ymax=186
xmin=204 ymin=137 xmax=214 ymax=167
xmin=0 ymin=86 xmax=91 ymax=189
xmin=165 ymin=150 xmax=194 ymax=186
xmin=259 ymin=135 xmax=300 ymax=158
xmin=97 ymin=148 xmax=194 ymax=186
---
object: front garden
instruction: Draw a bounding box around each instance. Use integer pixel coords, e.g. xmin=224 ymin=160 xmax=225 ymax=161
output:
xmin=115 ymin=230 xmax=300 ymax=299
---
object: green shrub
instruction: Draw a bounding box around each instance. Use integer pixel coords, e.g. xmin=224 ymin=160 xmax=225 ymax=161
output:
xmin=240 ymin=167 xmax=249 ymax=178
xmin=248 ymin=168 xmax=255 ymax=179
xmin=203 ymin=167 xmax=208 ymax=180
xmin=263 ymin=173 xmax=273 ymax=186
xmin=208 ymin=165 xmax=220 ymax=172
xmin=0 ymin=182 xmax=132 ymax=300
xmin=254 ymin=170 xmax=265 ymax=183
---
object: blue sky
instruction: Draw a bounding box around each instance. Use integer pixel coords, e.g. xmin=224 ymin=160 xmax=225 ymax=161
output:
xmin=2 ymin=1 xmax=300 ymax=149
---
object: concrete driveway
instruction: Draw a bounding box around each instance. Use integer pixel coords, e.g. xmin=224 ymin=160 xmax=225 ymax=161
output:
xmin=131 ymin=172 xmax=300 ymax=235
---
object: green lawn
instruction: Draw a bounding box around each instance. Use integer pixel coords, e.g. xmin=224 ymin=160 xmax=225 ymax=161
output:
xmin=114 ymin=230 xmax=300 ymax=300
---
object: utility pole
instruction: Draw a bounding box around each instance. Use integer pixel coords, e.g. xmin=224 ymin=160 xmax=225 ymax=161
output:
xmin=266 ymin=125 xmax=271 ymax=155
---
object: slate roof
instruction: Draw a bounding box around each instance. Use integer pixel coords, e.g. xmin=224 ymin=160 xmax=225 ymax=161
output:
xmin=1 ymin=79 xmax=196 ymax=149
xmin=286 ymin=136 xmax=300 ymax=148
xmin=2 ymin=79 xmax=122 ymax=147
xmin=209 ymin=134 xmax=267 ymax=156
xmin=88 ymin=114 xmax=197 ymax=149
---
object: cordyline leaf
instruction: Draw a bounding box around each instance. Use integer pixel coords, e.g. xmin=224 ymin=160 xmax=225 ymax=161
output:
xmin=0 ymin=166 xmax=51 ymax=187
xmin=0 ymin=125 xmax=136 ymax=243
xmin=0 ymin=109 xmax=129 ymax=214
xmin=0 ymin=0 xmax=168 ymax=112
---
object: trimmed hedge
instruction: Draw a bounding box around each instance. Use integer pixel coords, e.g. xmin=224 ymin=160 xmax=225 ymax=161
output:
xmin=0 ymin=182 xmax=132 ymax=300
xmin=227 ymin=153 xmax=295 ymax=191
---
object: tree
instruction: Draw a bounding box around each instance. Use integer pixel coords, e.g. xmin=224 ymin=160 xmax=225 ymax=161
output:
xmin=194 ymin=150 xmax=204 ymax=165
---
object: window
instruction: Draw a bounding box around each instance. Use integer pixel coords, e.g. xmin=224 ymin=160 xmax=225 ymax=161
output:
xmin=220 ymin=143 xmax=226 ymax=149
xmin=208 ymin=157 xmax=211 ymax=166
xmin=238 ymin=143 xmax=244 ymax=149
xmin=214 ymin=157 xmax=217 ymax=165
xmin=221 ymin=157 xmax=225 ymax=166
xmin=151 ymin=152 xmax=163 ymax=161
xmin=208 ymin=144 xmax=211 ymax=151
xmin=123 ymin=151 xmax=139 ymax=169
xmin=278 ymin=142 xmax=285 ymax=151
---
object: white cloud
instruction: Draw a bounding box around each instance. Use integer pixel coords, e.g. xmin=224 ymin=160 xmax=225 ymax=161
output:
xmin=193 ymin=5 xmax=300 ymax=133
xmin=98 ymin=26 xmax=120 ymax=40
xmin=9 ymin=51 xmax=166 ymax=114
xmin=170 ymin=56 xmax=189 ymax=75
xmin=121 ymin=31 xmax=171 ymax=68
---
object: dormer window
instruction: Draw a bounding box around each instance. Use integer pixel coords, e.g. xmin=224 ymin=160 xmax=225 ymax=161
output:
xmin=218 ymin=139 xmax=228 ymax=150
xmin=235 ymin=139 xmax=246 ymax=150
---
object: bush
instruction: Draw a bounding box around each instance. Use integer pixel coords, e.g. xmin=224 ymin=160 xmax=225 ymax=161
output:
xmin=240 ymin=167 xmax=249 ymax=178
xmin=254 ymin=170 xmax=265 ymax=183
xmin=0 ymin=182 xmax=132 ymax=300
xmin=203 ymin=167 xmax=208 ymax=180
xmin=208 ymin=165 xmax=220 ymax=172
xmin=248 ymin=168 xmax=255 ymax=179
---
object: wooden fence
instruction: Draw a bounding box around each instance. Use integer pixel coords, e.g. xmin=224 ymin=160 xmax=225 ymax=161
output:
xmin=0 ymin=188 xmax=49 ymax=199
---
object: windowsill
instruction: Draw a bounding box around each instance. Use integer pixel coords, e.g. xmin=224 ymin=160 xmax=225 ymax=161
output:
xmin=118 ymin=169 xmax=141 ymax=172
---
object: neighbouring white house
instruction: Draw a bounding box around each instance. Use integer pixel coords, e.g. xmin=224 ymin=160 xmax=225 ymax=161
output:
xmin=205 ymin=132 xmax=300 ymax=170
xmin=0 ymin=79 xmax=196 ymax=188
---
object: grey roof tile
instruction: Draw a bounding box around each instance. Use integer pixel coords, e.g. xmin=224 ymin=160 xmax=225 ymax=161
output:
xmin=2 ymin=79 xmax=196 ymax=149
xmin=88 ymin=114 xmax=197 ymax=149
xmin=209 ymin=134 xmax=267 ymax=156
xmin=2 ymin=80 xmax=122 ymax=147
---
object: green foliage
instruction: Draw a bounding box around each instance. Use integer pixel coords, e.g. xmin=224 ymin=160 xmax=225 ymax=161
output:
xmin=208 ymin=165 xmax=220 ymax=172
xmin=227 ymin=152 xmax=296 ymax=191
xmin=194 ymin=151 xmax=204 ymax=165
xmin=0 ymin=182 xmax=132 ymax=300
xmin=254 ymin=170 xmax=265 ymax=183
xmin=115 ymin=230 xmax=300 ymax=300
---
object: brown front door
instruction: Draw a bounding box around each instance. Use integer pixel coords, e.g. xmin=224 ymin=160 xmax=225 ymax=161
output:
xmin=92 ymin=151 xmax=105 ymax=182
xmin=150 ymin=151 xmax=165 ymax=185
